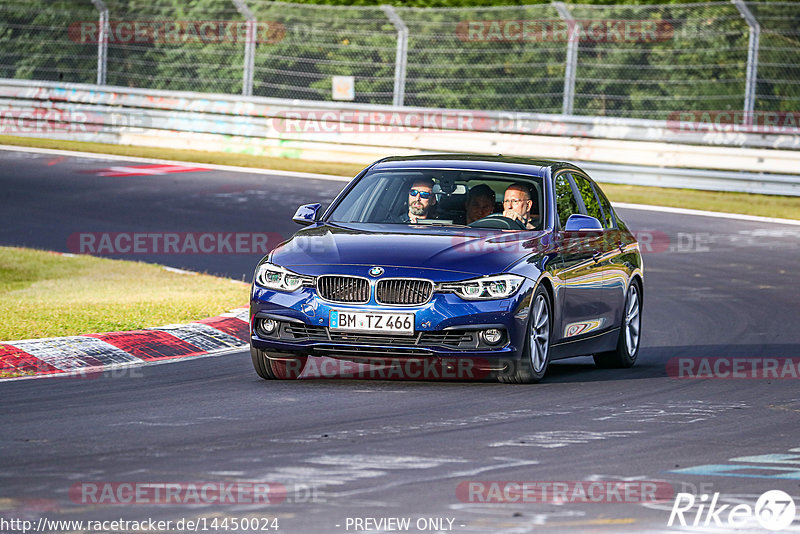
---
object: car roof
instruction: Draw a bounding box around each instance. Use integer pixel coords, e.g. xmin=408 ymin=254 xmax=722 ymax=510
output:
xmin=370 ymin=154 xmax=576 ymax=178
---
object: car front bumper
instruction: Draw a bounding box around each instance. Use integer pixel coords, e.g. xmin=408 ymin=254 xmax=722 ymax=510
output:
xmin=250 ymin=279 xmax=535 ymax=366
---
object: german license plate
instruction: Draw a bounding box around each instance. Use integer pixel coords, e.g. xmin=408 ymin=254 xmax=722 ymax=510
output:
xmin=330 ymin=310 xmax=414 ymax=335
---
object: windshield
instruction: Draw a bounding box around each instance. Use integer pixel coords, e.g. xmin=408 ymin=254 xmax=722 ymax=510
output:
xmin=327 ymin=169 xmax=546 ymax=230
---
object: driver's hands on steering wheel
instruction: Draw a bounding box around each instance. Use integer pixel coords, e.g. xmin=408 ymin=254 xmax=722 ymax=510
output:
xmin=502 ymin=209 xmax=540 ymax=229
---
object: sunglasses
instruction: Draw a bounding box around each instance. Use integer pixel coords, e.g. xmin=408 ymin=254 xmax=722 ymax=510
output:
xmin=409 ymin=189 xmax=431 ymax=199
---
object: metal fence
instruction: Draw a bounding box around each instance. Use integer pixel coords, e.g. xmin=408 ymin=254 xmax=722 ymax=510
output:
xmin=0 ymin=0 xmax=798 ymax=120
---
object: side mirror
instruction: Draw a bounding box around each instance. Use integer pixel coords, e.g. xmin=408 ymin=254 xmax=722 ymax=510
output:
xmin=564 ymin=214 xmax=603 ymax=232
xmin=293 ymin=203 xmax=322 ymax=226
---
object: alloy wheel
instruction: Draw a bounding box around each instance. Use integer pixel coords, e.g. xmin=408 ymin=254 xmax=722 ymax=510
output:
xmin=624 ymin=284 xmax=641 ymax=356
xmin=530 ymin=294 xmax=550 ymax=372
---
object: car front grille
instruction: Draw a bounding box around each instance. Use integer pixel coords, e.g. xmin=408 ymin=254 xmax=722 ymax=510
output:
xmin=316 ymin=275 xmax=370 ymax=303
xmin=375 ymin=279 xmax=434 ymax=305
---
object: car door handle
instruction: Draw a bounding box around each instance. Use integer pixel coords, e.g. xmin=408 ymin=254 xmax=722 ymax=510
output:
xmin=616 ymin=241 xmax=625 ymax=252
xmin=592 ymin=250 xmax=602 ymax=262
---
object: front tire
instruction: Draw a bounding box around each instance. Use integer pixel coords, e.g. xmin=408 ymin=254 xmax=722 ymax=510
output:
xmin=498 ymin=285 xmax=552 ymax=384
xmin=251 ymin=347 xmax=307 ymax=380
xmin=251 ymin=346 xmax=275 ymax=379
xmin=594 ymin=280 xmax=641 ymax=369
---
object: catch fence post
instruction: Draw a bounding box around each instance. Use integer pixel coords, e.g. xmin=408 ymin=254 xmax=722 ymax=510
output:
xmin=732 ymin=0 xmax=760 ymax=122
xmin=232 ymin=0 xmax=256 ymax=96
xmin=90 ymin=0 xmax=108 ymax=85
xmin=553 ymin=2 xmax=577 ymax=116
xmin=382 ymin=5 xmax=408 ymax=107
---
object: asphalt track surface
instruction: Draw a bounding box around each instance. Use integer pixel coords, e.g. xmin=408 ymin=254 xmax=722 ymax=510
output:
xmin=1 ymin=147 xmax=800 ymax=533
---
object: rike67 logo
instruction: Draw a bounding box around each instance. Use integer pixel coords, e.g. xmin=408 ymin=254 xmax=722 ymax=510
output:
xmin=668 ymin=490 xmax=796 ymax=531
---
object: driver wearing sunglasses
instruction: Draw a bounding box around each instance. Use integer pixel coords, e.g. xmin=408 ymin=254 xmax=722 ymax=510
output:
xmin=405 ymin=178 xmax=438 ymax=223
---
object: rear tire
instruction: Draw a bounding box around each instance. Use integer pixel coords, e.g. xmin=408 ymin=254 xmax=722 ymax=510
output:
xmin=498 ymin=285 xmax=552 ymax=384
xmin=594 ymin=279 xmax=642 ymax=369
xmin=251 ymin=347 xmax=307 ymax=380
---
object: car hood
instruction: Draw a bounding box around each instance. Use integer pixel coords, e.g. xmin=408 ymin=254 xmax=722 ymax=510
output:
xmin=269 ymin=222 xmax=549 ymax=278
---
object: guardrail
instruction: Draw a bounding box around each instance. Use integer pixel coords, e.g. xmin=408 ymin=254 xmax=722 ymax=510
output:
xmin=1 ymin=79 xmax=798 ymax=196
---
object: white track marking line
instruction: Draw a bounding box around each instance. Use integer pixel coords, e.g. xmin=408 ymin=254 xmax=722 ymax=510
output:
xmin=0 ymin=144 xmax=352 ymax=182
xmin=615 ymin=202 xmax=800 ymax=226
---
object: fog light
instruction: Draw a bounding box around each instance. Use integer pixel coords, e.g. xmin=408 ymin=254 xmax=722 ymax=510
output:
xmin=256 ymin=318 xmax=278 ymax=337
xmin=481 ymin=328 xmax=503 ymax=345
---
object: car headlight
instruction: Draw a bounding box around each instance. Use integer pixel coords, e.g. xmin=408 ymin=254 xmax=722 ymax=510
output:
xmin=440 ymin=274 xmax=524 ymax=300
xmin=254 ymin=263 xmax=313 ymax=292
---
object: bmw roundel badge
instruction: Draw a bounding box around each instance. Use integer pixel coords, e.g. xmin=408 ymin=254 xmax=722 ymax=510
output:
xmin=369 ymin=266 xmax=384 ymax=277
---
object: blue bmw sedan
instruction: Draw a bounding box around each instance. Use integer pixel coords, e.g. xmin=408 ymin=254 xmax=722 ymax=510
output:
xmin=250 ymin=155 xmax=643 ymax=383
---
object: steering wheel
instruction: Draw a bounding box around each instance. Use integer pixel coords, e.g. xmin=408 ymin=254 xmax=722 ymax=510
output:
xmin=467 ymin=214 xmax=527 ymax=230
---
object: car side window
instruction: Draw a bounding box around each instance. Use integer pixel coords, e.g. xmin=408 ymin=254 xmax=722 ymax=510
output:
xmin=554 ymin=173 xmax=580 ymax=229
xmin=572 ymin=174 xmax=604 ymax=224
xmin=592 ymin=182 xmax=616 ymax=229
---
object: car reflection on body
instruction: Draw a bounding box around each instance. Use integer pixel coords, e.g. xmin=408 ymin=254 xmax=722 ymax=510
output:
xmin=250 ymin=155 xmax=643 ymax=383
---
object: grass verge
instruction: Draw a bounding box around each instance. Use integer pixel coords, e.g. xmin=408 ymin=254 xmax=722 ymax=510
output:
xmin=600 ymin=184 xmax=800 ymax=221
xmin=0 ymin=247 xmax=248 ymax=341
xmin=1 ymin=135 xmax=797 ymax=220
